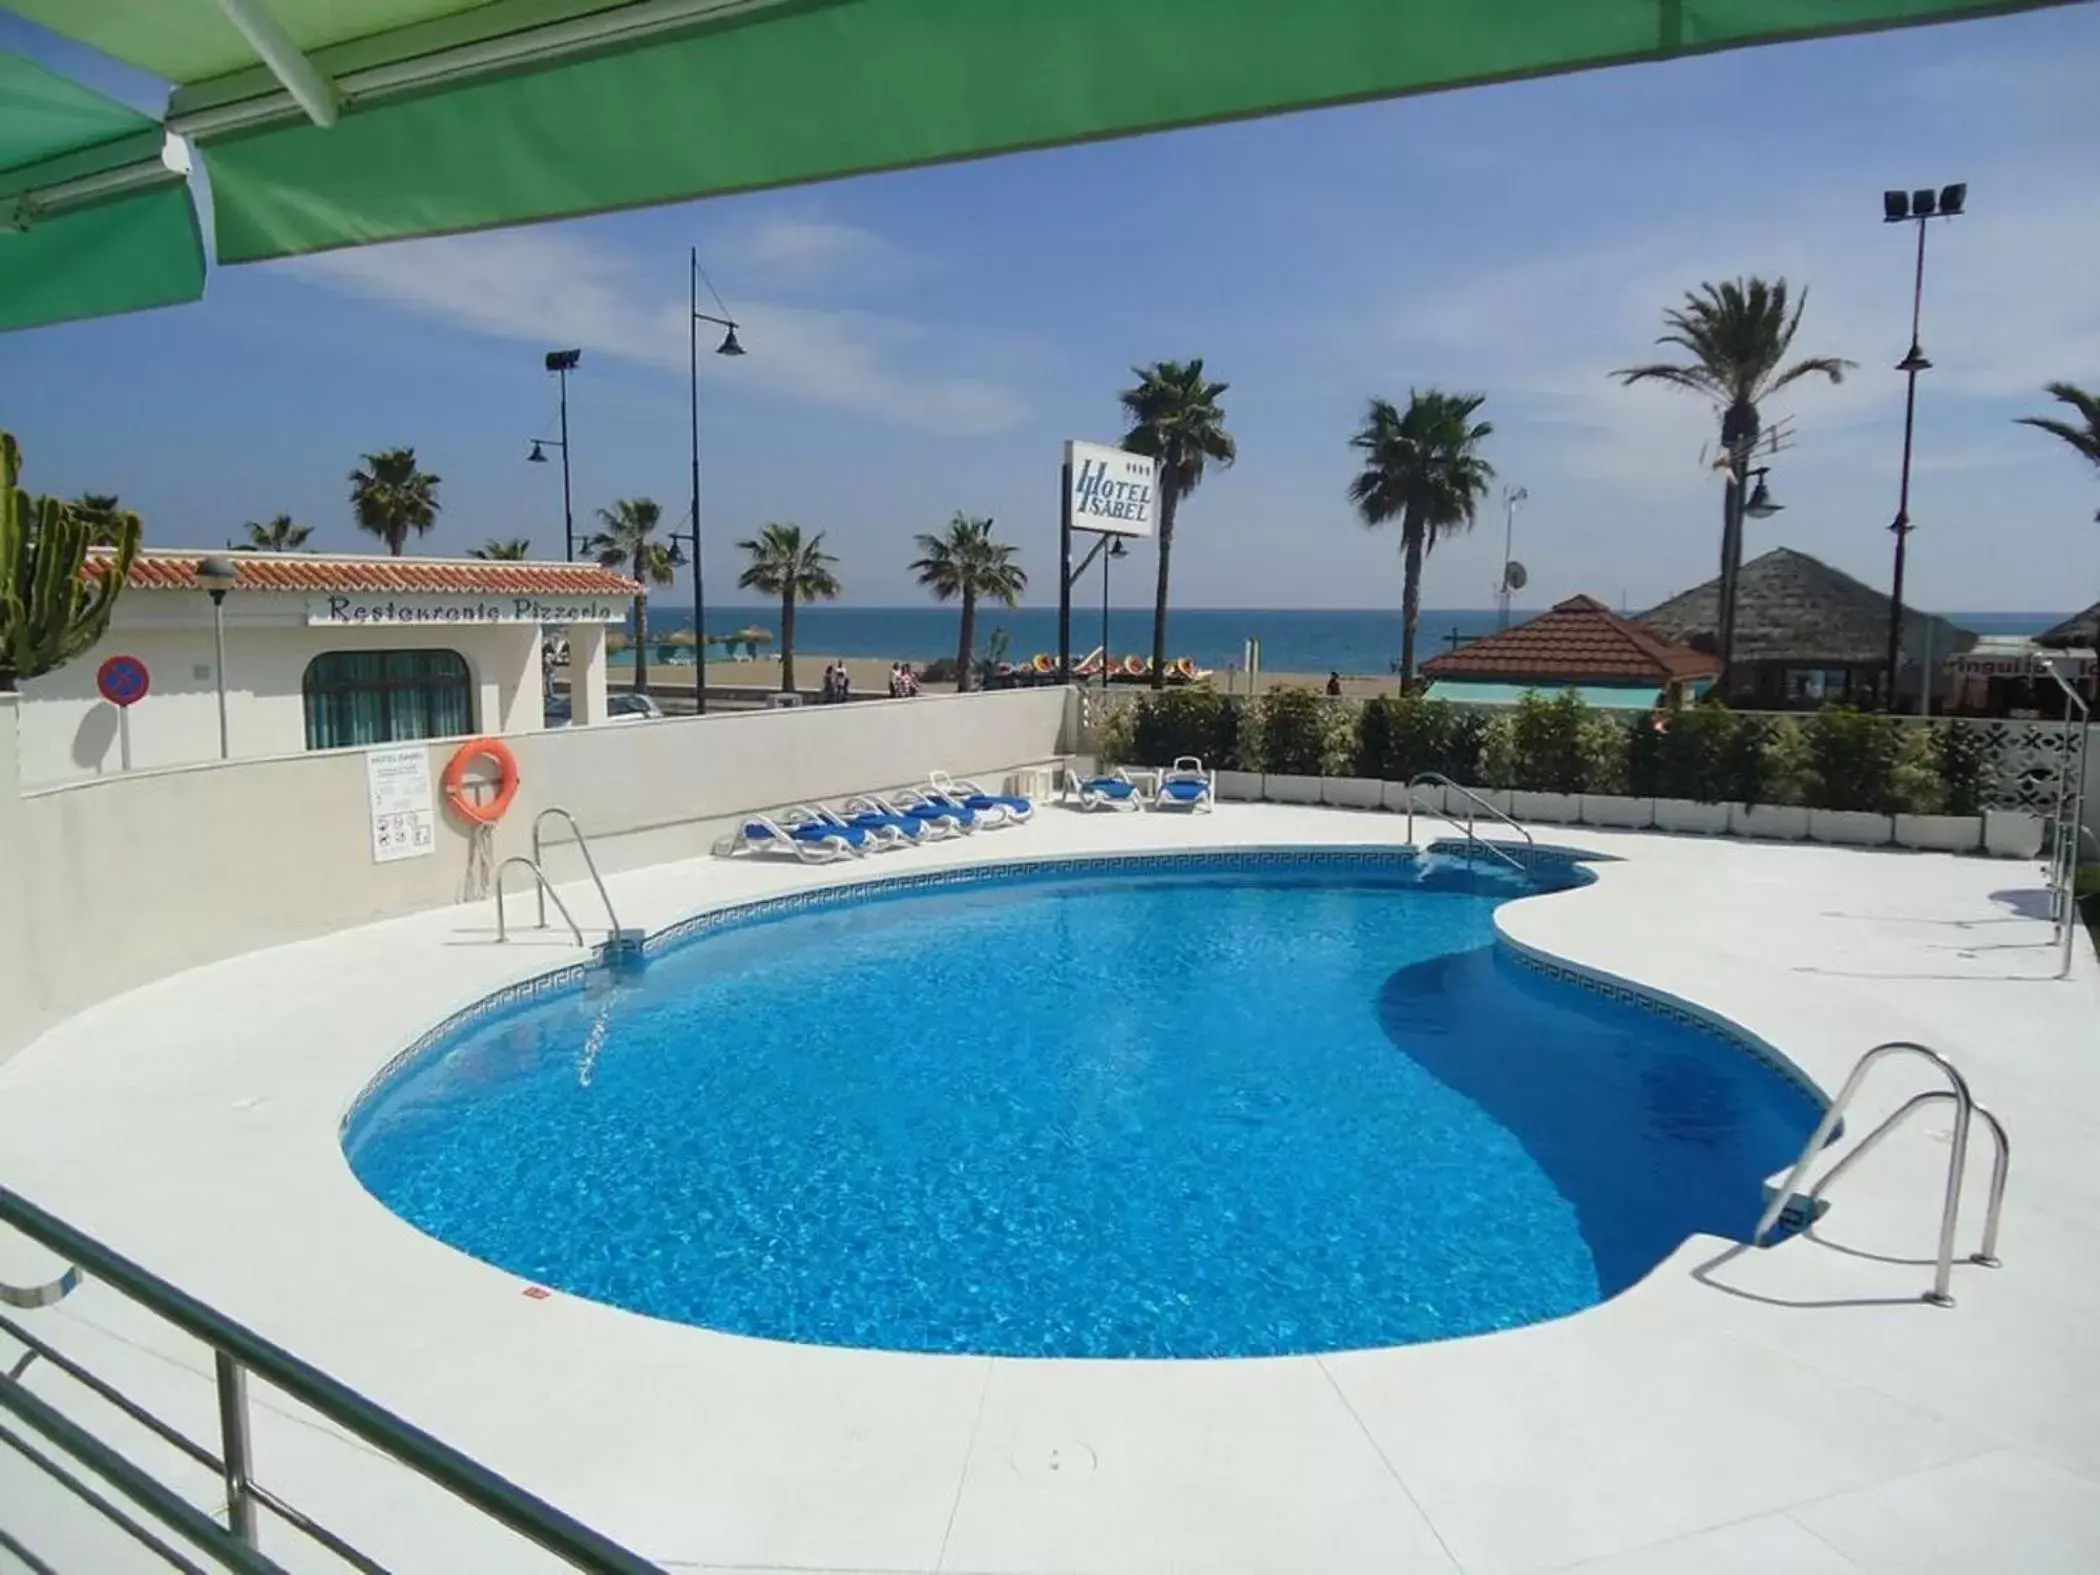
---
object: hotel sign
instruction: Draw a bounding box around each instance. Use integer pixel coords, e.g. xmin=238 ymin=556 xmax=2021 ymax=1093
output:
xmin=307 ymin=594 xmax=624 ymax=626
xmin=1064 ymin=440 xmax=1158 ymax=537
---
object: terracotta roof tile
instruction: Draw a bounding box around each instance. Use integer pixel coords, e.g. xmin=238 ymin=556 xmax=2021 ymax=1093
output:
xmin=90 ymin=549 xmax=641 ymax=597
xmin=1423 ymin=594 xmax=1720 ymax=684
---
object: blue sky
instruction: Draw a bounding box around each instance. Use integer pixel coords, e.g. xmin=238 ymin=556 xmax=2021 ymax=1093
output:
xmin=5 ymin=4 xmax=2097 ymax=613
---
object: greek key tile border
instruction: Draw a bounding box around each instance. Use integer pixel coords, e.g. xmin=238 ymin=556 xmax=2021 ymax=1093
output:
xmin=1498 ymin=937 xmax=1827 ymax=1110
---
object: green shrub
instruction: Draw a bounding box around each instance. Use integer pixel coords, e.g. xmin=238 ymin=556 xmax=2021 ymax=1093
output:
xmin=1933 ymin=723 xmax=1991 ymax=816
xmin=1125 ymin=685 xmax=1240 ymax=769
xmin=1579 ymin=712 xmax=1631 ymax=795
xmin=1804 ymin=705 xmax=1901 ymax=812
xmin=1242 ymin=685 xmax=1347 ymax=775
xmin=1893 ymin=725 xmax=1945 ymax=815
xmin=1354 ymin=694 xmax=1468 ymax=782
xmin=1442 ymin=709 xmax=1490 ymax=785
xmin=1625 ymin=712 xmax=1665 ymax=798
xmin=1656 ymin=703 xmax=1738 ymax=803
xmin=1094 ymin=699 xmax=1136 ymax=767
xmin=1507 ymin=690 xmax=1591 ymax=794
xmin=1479 ymin=712 xmax=1519 ymax=790
xmin=1761 ymin=717 xmax=1812 ymax=806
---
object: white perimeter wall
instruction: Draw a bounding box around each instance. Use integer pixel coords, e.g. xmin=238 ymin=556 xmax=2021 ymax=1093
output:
xmin=15 ymin=616 xmax=540 ymax=786
xmin=0 ymin=687 xmax=1070 ymax=1062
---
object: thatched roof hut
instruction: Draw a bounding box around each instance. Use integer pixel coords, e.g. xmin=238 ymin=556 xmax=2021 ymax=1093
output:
xmin=2037 ymin=601 xmax=2100 ymax=650
xmin=1639 ymin=547 xmax=1974 ymax=666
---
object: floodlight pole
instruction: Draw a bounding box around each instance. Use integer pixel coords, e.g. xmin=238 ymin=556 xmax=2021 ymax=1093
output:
xmin=1883 ymin=184 xmax=1962 ymax=713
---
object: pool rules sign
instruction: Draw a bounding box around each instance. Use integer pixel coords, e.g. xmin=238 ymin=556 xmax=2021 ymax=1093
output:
xmin=366 ymin=745 xmax=436 ymax=863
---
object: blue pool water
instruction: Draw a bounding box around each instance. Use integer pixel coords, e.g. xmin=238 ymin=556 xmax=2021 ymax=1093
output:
xmin=345 ymin=854 xmax=1822 ymax=1358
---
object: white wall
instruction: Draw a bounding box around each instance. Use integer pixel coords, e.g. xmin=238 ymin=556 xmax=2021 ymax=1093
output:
xmin=16 ymin=600 xmax=541 ymax=785
xmin=0 ymin=687 xmax=1071 ymax=1063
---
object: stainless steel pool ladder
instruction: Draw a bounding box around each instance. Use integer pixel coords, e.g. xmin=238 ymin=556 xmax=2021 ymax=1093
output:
xmin=492 ymin=855 xmax=585 ymax=946
xmin=1403 ymin=771 xmax=1533 ymax=873
xmin=532 ymin=807 xmax=623 ymax=937
xmin=0 ymin=1185 xmax=661 ymax=1573
xmin=1751 ymin=1041 xmax=2009 ymax=1306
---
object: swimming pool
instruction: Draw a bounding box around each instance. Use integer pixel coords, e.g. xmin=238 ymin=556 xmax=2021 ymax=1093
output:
xmin=345 ymin=850 xmax=1822 ymax=1358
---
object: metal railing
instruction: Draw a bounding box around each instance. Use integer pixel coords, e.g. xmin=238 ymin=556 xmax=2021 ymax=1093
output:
xmin=492 ymin=855 xmax=586 ymax=947
xmin=0 ymin=1185 xmax=661 ymax=1573
xmin=1403 ymin=771 xmax=1534 ymax=873
xmin=2038 ymin=660 xmax=2090 ymax=978
xmin=531 ymin=808 xmax=621 ymax=936
xmin=1750 ymin=1041 xmax=2007 ymax=1306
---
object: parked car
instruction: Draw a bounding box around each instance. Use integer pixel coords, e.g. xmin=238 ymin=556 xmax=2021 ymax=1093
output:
xmin=543 ymin=692 xmax=666 ymax=727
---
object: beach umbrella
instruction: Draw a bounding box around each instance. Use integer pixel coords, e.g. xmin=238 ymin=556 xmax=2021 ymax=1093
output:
xmin=4 ymin=1 xmax=2062 ymax=332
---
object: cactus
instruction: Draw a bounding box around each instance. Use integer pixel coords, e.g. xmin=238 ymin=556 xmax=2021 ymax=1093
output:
xmin=0 ymin=430 xmax=141 ymax=692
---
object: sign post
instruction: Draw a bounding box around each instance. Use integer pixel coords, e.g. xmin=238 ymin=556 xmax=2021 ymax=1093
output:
xmin=96 ymin=654 xmax=150 ymax=772
xmin=1059 ymin=441 xmax=1158 ymax=688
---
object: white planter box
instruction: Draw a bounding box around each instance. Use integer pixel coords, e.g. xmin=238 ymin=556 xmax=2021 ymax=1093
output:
xmin=1810 ymin=808 xmax=1894 ymax=847
xmin=1324 ymin=776 xmax=1384 ymax=810
xmin=1579 ymin=794 xmax=1653 ymax=829
xmin=1264 ymin=772 xmax=1323 ymax=805
xmin=1653 ymin=798 xmax=1731 ymax=836
xmin=1215 ymin=770 xmax=1262 ymax=803
xmin=1984 ymin=808 xmax=2044 ymax=859
xmin=1732 ymin=803 xmax=1811 ymax=841
xmin=1895 ymin=813 xmax=1983 ymax=853
xmin=1510 ymin=790 xmax=1581 ymax=824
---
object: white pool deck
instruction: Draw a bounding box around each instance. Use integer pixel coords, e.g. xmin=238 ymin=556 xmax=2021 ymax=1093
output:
xmin=3 ymin=803 xmax=2099 ymax=1574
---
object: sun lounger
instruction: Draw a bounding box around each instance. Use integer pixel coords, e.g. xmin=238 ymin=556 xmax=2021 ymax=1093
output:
xmin=926 ymin=771 xmax=1035 ymax=825
xmin=712 ymin=814 xmax=872 ymax=863
xmin=866 ymin=790 xmax=978 ymax=835
xmin=1065 ymin=767 xmax=1144 ymax=812
xmin=1153 ymin=756 xmax=1215 ymax=813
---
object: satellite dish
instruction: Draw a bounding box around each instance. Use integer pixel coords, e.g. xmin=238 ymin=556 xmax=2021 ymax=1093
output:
xmin=1502 ymin=560 xmax=1529 ymax=592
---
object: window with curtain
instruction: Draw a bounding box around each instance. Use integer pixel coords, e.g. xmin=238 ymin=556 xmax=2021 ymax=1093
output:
xmin=302 ymin=649 xmax=474 ymax=751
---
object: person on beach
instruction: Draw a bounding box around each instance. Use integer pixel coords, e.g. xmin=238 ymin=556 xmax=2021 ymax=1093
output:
xmin=1326 ymin=671 xmax=1343 ymax=698
xmin=888 ymin=662 xmax=903 ymax=699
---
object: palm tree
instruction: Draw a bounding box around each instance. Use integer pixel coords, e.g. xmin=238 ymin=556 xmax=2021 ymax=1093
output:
xmin=1119 ymin=359 xmax=1235 ymax=688
xmin=1614 ymin=278 xmax=1851 ymax=686
xmin=471 ymin=537 xmax=533 ymax=560
xmin=2016 ymin=382 xmax=2100 ymax=521
xmin=1348 ymin=392 xmax=1497 ymax=686
xmin=910 ymin=513 xmax=1028 ymax=693
xmin=735 ymin=523 xmax=841 ymax=695
xmin=347 ymin=447 xmax=442 ymax=556
xmin=70 ymin=494 xmax=137 ymax=548
xmin=240 ymin=513 xmax=312 ymax=551
xmin=582 ymin=499 xmax=682 ymax=693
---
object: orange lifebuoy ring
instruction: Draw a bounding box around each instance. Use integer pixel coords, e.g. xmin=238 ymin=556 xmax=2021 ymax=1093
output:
xmin=442 ymin=738 xmax=519 ymax=826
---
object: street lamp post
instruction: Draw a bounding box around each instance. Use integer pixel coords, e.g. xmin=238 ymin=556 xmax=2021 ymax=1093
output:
xmin=1880 ymin=182 xmax=1965 ymax=712
xmin=1101 ymin=538 xmax=1127 ymax=688
xmin=689 ymin=245 xmax=746 ymax=716
xmin=194 ymin=556 xmax=239 ymax=759
xmin=534 ymin=349 xmax=582 ymax=560
xmin=1497 ymin=485 xmax=1527 ymax=630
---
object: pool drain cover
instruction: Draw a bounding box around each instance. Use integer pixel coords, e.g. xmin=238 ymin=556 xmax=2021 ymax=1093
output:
xmin=1012 ymin=1441 xmax=1097 ymax=1483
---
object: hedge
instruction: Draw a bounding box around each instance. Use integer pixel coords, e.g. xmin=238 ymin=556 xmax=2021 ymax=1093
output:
xmin=1101 ymin=687 xmax=1990 ymax=814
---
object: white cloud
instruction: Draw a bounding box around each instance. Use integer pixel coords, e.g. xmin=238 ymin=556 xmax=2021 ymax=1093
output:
xmin=283 ymin=227 xmax=1026 ymax=436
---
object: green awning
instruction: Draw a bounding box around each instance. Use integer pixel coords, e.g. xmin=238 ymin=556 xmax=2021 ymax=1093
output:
xmin=1427 ymin=680 xmax=1666 ymax=710
xmin=0 ymin=52 xmax=206 ymax=332
xmin=22 ymin=0 xmax=2088 ymax=265
xmin=2 ymin=0 xmax=2078 ymax=313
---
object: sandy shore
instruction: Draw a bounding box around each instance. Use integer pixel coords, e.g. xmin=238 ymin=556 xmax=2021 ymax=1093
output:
xmin=603 ymin=654 xmax=1404 ymax=701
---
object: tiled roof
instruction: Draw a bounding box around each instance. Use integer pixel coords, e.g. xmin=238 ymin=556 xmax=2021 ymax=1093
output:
xmin=1423 ymin=595 xmax=1720 ymax=684
xmin=89 ymin=548 xmax=641 ymax=596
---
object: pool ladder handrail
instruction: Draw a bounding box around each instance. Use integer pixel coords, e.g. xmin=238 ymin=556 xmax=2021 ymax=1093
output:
xmin=1403 ymin=771 xmax=1533 ymax=873
xmin=1751 ymin=1040 xmax=2009 ymax=1305
xmin=492 ymin=855 xmax=585 ymax=947
xmin=531 ymin=806 xmax=624 ymax=937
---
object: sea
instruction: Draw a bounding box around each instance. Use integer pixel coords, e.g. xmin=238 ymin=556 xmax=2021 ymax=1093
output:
xmin=615 ymin=606 xmax=2068 ymax=675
